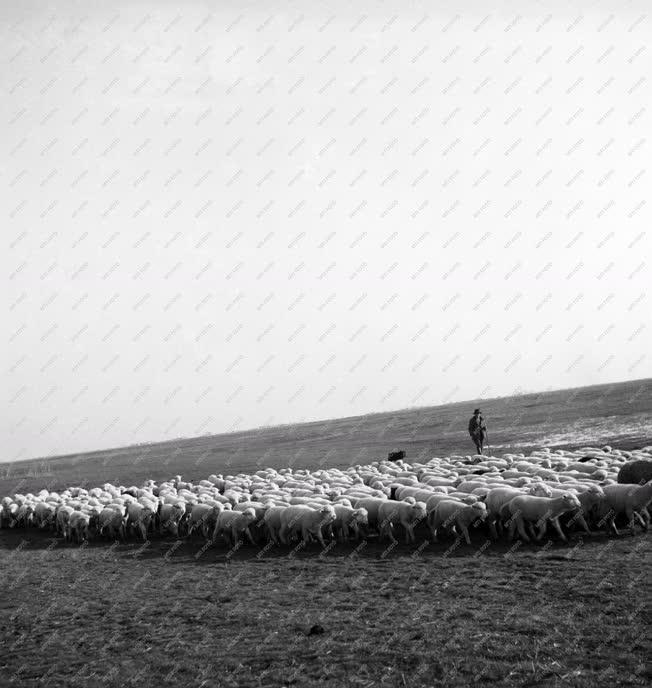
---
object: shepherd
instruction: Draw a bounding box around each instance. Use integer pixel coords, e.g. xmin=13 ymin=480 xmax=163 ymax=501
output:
xmin=468 ymin=409 xmax=488 ymax=455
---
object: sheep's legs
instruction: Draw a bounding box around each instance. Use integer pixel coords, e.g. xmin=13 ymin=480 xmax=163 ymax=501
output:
xmin=379 ymin=519 xmax=392 ymax=542
xmin=514 ymin=517 xmax=530 ymax=543
xmin=405 ymin=524 xmax=414 ymax=544
xmin=427 ymin=514 xmax=438 ymax=541
xmin=306 ymin=527 xmax=326 ymax=548
xmin=550 ymin=518 xmax=567 ymax=542
xmin=506 ymin=519 xmax=518 ymax=541
xmin=459 ymin=524 xmax=472 ymax=545
xmin=574 ymin=513 xmax=592 ymax=535
xmin=625 ymin=509 xmax=644 ymax=534
xmin=487 ymin=518 xmax=499 ymax=540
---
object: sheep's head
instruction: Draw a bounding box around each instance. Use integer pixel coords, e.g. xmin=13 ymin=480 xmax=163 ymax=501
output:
xmin=471 ymin=502 xmax=488 ymax=519
xmin=529 ymin=484 xmax=552 ymax=497
xmin=353 ymin=508 xmax=368 ymax=525
xmin=586 ymin=485 xmax=605 ymax=502
xmin=411 ymin=502 xmax=427 ymax=521
xmin=562 ymin=494 xmax=582 ymax=510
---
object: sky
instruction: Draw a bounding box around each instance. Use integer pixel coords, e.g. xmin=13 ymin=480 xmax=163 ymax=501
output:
xmin=2 ymin=0 xmax=651 ymax=461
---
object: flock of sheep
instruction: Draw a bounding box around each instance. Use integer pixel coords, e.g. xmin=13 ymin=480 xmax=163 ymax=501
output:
xmin=1 ymin=445 xmax=651 ymax=550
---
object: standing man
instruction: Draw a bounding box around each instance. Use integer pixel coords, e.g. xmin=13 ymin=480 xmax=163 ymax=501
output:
xmin=468 ymin=409 xmax=487 ymax=455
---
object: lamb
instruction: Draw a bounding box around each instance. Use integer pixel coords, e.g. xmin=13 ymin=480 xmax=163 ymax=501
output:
xmin=393 ymin=486 xmax=441 ymax=503
xmin=597 ymin=481 xmax=652 ymax=534
xmin=377 ymin=500 xmax=427 ymax=544
xmin=262 ymin=505 xmax=287 ymax=544
xmin=278 ymin=505 xmax=336 ymax=547
xmin=33 ymin=502 xmax=56 ymax=530
xmin=329 ymin=505 xmax=368 ymax=542
xmin=212 ymin=508 xmax=257 ymax=547
xmin=484 ymin=484 xmax=553 ymax=539
xmin=187 ymin=503 xmax=225 ymax=539
xmin=429 ymin=500 xmax=488 ymax=544
xmin=454 ymin=480 xmax=494 ymax=494
xmin=69 ymin=511 xmax=92 ymax=543
xmin=545 ymin=485 xmax=605 ymax=535
xmin=56 ymin=505 xmax=75 ymax=540
xmin=98 ymin=506 xmax=127 ymax=540
xmin=0 ymin=497 xmax=17 ymax=527
xmin=10 ymin=503 xmax=34 ymax=529
xmin=233 ymin=501 xmax=269 ymax=542
xmin=422 ymin=477 xmax=458 ymax=489
xmin=158 ymin=502 xmax=186 ymax=537
xmin=503 ymin=493 xmax=582 ymax=542
xmin=350 ymin=497 xmax=387 ymax=532
xmin=125 ymin=501 xmax=155 ymax=541
xmin=424 ymin=493 xmax=462 ymax=515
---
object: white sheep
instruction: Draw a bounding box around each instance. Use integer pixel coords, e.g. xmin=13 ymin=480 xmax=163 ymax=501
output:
xmin=377 ymin=500 xmax=427 ymax=544
xmin=278 ymin=505 xmax=336 ymax=547
xmin=125 ymin=501 xmax=155 ymax=541
xmin=430 ymin=500 xmax=488 ymax=544
xmin=69 ymin=511 xmax=91 ymax=543
xmin=504 ymin=493 xmax=582 ymax=542
xmin=98 ymin=506 xmax=127 ymax=540
xmin=212 ymin=508 xmax=257 ymax=546
xmin=55 ymin=505 xmax=75 ymax=540
xmin=329 ymin=505 xmax=368 ymax=542
xmin=158 ymin=502 xmax=186 ymax=537
xmin=597 ymin=481 xmax=652 ymax=534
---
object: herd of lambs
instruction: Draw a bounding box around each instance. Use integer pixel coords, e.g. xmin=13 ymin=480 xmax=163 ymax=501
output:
xmin=1 ymin=446 xmax=651 ymax=550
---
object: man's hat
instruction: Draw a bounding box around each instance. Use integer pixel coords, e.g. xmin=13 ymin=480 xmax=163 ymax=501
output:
xmin=473 ymin=408 xmax=481 ymax=414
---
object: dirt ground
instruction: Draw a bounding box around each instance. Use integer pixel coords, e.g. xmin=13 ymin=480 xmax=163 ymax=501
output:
xmin=1 ymin=526 xmax=650 ymax=688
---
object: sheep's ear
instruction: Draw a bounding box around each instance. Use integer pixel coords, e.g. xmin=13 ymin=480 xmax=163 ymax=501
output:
xmin=477 ymin=494 xmax=487 ymax=502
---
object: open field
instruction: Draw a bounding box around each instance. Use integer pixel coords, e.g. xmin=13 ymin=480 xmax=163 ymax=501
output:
xmin=1 ymin=378 xmax=651 ymax=687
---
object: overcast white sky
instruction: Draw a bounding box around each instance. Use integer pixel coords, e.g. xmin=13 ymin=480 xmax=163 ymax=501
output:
xmin=2 ymin=0 xmax=651 ymax=461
